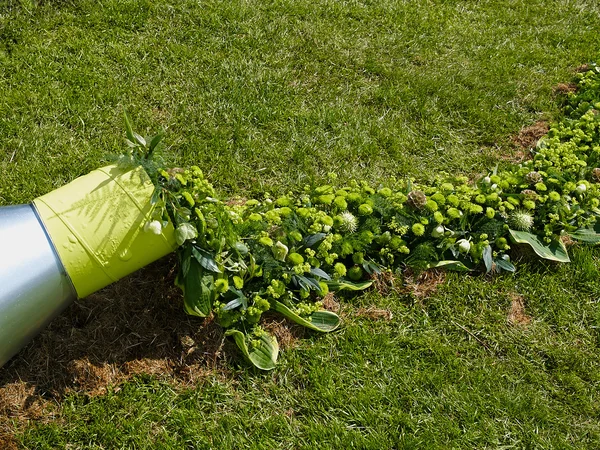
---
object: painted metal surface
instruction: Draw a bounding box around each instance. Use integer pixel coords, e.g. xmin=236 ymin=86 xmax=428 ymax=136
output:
xmin=33 ymin=165 xmax=177 ymax=298
xmin=0 ymin=204 xmax=76 ymax=367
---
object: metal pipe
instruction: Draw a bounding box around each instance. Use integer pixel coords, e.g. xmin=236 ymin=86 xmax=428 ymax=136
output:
xmin=0 ymin=204 xmax=77 ymax=367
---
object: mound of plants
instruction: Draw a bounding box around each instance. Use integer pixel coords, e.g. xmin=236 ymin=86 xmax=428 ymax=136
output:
xmin=120 ymin=64 xmax=600 ymax=370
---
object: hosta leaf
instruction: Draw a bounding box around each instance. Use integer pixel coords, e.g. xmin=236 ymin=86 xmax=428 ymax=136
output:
xmin=483 ymin=245 xmax=493 ymax=273
xmin=325 ymin=279 xmax=373 ymax=292
xmin=182 ymin=259 xmax=214 ymax=317
xmin=495 ymin=258 xmax=516 ymax=272
xmin=569 ymin=228 xmax=600 ymax=244
xmin=273 ymin=301 xmax=341 ymax=332
xmin=225 ymin=329 xmax=278 ymax=370
xmin=192 ymin=247 xmax=221 ymax=273
xmin=509 ymin=229 xmax=570 ymax=262
xmin=428 ymin=260 xmax=471 ymax=272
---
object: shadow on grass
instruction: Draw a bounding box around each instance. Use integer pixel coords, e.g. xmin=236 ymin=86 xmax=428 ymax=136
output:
xmin=0 ymin=256 xmax=233 ymax=436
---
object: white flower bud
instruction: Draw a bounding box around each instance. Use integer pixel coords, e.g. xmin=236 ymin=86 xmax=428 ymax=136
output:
xmin=144 ymin=220 xmax=162 ymax=235
xmin=431 ymin=225 xmax=444 ymax=238
xmin=457 ymin=239 xmax=471 ymax=253
xmin=323 ymin=225 xmax=332 ymax=232
xmin=483 ymin=176 xmax=491 ymax=184
xmin=576 ymin=184 xmax=587 ymax=194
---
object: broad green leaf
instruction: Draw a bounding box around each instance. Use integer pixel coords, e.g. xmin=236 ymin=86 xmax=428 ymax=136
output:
xmin=483 ymin=245 xmax=493 ymax=273
xmin=175 ymin=223 xmax=198 ymax=246
xmin=234 ymin=242 xmax=249 ymax=255
xmin=569 ymin=228 xmax=600 ymax=244
xmin=273 ymin=301 xmax=341 ymax=332
xmin=428 ymin=260 xmax=471 ymax=272
xmin=310 ymin=267 xmax=331 ymax=280
xmin=148 ymin=133 xmax=163 ymax=152
xmin=495 ymin=258 xmax=516 ymax=272
xmin=225 ymin=329 xmax=279 ymax=370
xmin=362 ymin=260 xmax=382 ymax=275
xmin=182 ymin=259 xmax=214 ymax=317
xmin=325 ymin=279 xmax=373 ymax=292
xmin=192 ymin=247 xmax=221 ymax=273
xmin=509 ymin=229 xmax=570 ymax=262
xmin=133 ymin=132 xmax=146 ymax=147
xmin=303 ymin=233 xmax=326 ymax=247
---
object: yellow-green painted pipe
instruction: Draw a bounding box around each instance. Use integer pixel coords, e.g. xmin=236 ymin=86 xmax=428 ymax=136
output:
xmin=33 ymin=164 xmax=177 ymax=298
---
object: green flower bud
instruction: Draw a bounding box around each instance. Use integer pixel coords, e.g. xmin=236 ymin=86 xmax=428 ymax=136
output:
xmin=352 ymin=252 xmax=365 ymax=264
xmin=358 ymin=204 xmax=374 ymax=216
xmin=288 ymin=252 xmax=305 ymax=265
xmin=348 ymin=266 xmax=363 ymax=281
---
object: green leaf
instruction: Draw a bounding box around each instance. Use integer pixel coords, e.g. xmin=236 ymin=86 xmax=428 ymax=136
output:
xmin=123 ymin=109 xmax=135 ymax=143
xmin=175 ymin=223 xmax=198 ymax=246
xmin=133 ymin=132 xmax=146 ymax=147
xmin=192 ymin=247 xmax=221 ymax=273
xmin=325 ymin=279 xmax=373 ymax=292
xmin=303 ymin=233 xmax=326 ymax=247
xmin=568 ymin=228 xmax=600 ymax=244
xmin=148 ymin=133 xmax=163 ymax=152
xmin=182 ymin=259 xmax=214 ymax=317
xmin=362 ymin=260 xmax=382 ymax=275
xmin=509 ymin=229 xmax=570 ymax=262
xmin=225 ymin=329 xmax=279 ymax=370
xmin=272 ymin=301 xmax=341 ymax=332
xmin=483 ymin=245 xmax=493 ymax=273
xmin=428 ymin=260 xmax=471 ymax=272
xmin=310 ymin=267 xmax=331 ymax=280
xmin=495 ymin=258 xmax=516 ymax=272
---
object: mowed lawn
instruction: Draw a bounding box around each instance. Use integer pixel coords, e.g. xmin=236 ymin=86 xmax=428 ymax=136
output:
xmin=1 ymin=0 xmax=600 ymax=448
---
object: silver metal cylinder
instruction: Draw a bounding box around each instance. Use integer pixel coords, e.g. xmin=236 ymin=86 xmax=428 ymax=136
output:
xmin=0 ymin=204 xmax=77 ymax=367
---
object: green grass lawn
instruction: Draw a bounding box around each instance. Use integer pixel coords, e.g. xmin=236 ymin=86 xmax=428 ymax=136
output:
xmin=2 ymin=0 xmax=600 ymax=448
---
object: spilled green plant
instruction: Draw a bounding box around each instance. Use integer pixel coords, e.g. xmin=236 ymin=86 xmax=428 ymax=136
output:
xmin=121 ymin=64 xmax=600 ymax=370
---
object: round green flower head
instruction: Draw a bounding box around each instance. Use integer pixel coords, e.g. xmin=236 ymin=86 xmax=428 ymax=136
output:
xmin=334 ymin=263 xmax=347 ymax=277
xmin=412 ymin=223 xmax=425 ymax=236
xmin=358 ymin=204 xmax=373 ymax=216
xmin=334 ymin=196 xmax=348 ymax=210
xmin=215 ymin=278 xmax=229 ymax=294
xmin=348 ymin=266 xmax=363 ymax=281
xmin=287 ymin=252 xmax=305 ymax=266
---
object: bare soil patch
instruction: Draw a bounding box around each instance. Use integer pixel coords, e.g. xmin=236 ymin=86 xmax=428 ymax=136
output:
xmin=512 ymin=121 xmax=549 ymax=153
xmin=0 ymin=256 xmax=236 ymax=440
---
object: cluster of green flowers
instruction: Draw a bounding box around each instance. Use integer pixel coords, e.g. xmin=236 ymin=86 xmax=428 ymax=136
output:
xmin=142 ymin=64 xmax=600 ymax=369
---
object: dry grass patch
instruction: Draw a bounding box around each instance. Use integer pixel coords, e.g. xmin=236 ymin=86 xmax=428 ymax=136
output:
xmin=512 ymin=121 xmax=549 ymax=152
xmin=507 ymin=292 xmax=532 ymax=326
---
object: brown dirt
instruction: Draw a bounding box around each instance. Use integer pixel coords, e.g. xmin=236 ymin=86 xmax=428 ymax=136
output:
xmin=507 ymin=293 xmax=531 ymax=326
xmin=552 ymin=82 xmax=577 ymax=96
xmin=0 ymin=256 xmax=235 ymax=440
xmin=511 ymin=121 xmax=549 ymax=152
xmin=403 ymin=269 xmax=447 ymax=299
xmin=576 ymin=64 xmax=591 ymax=73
